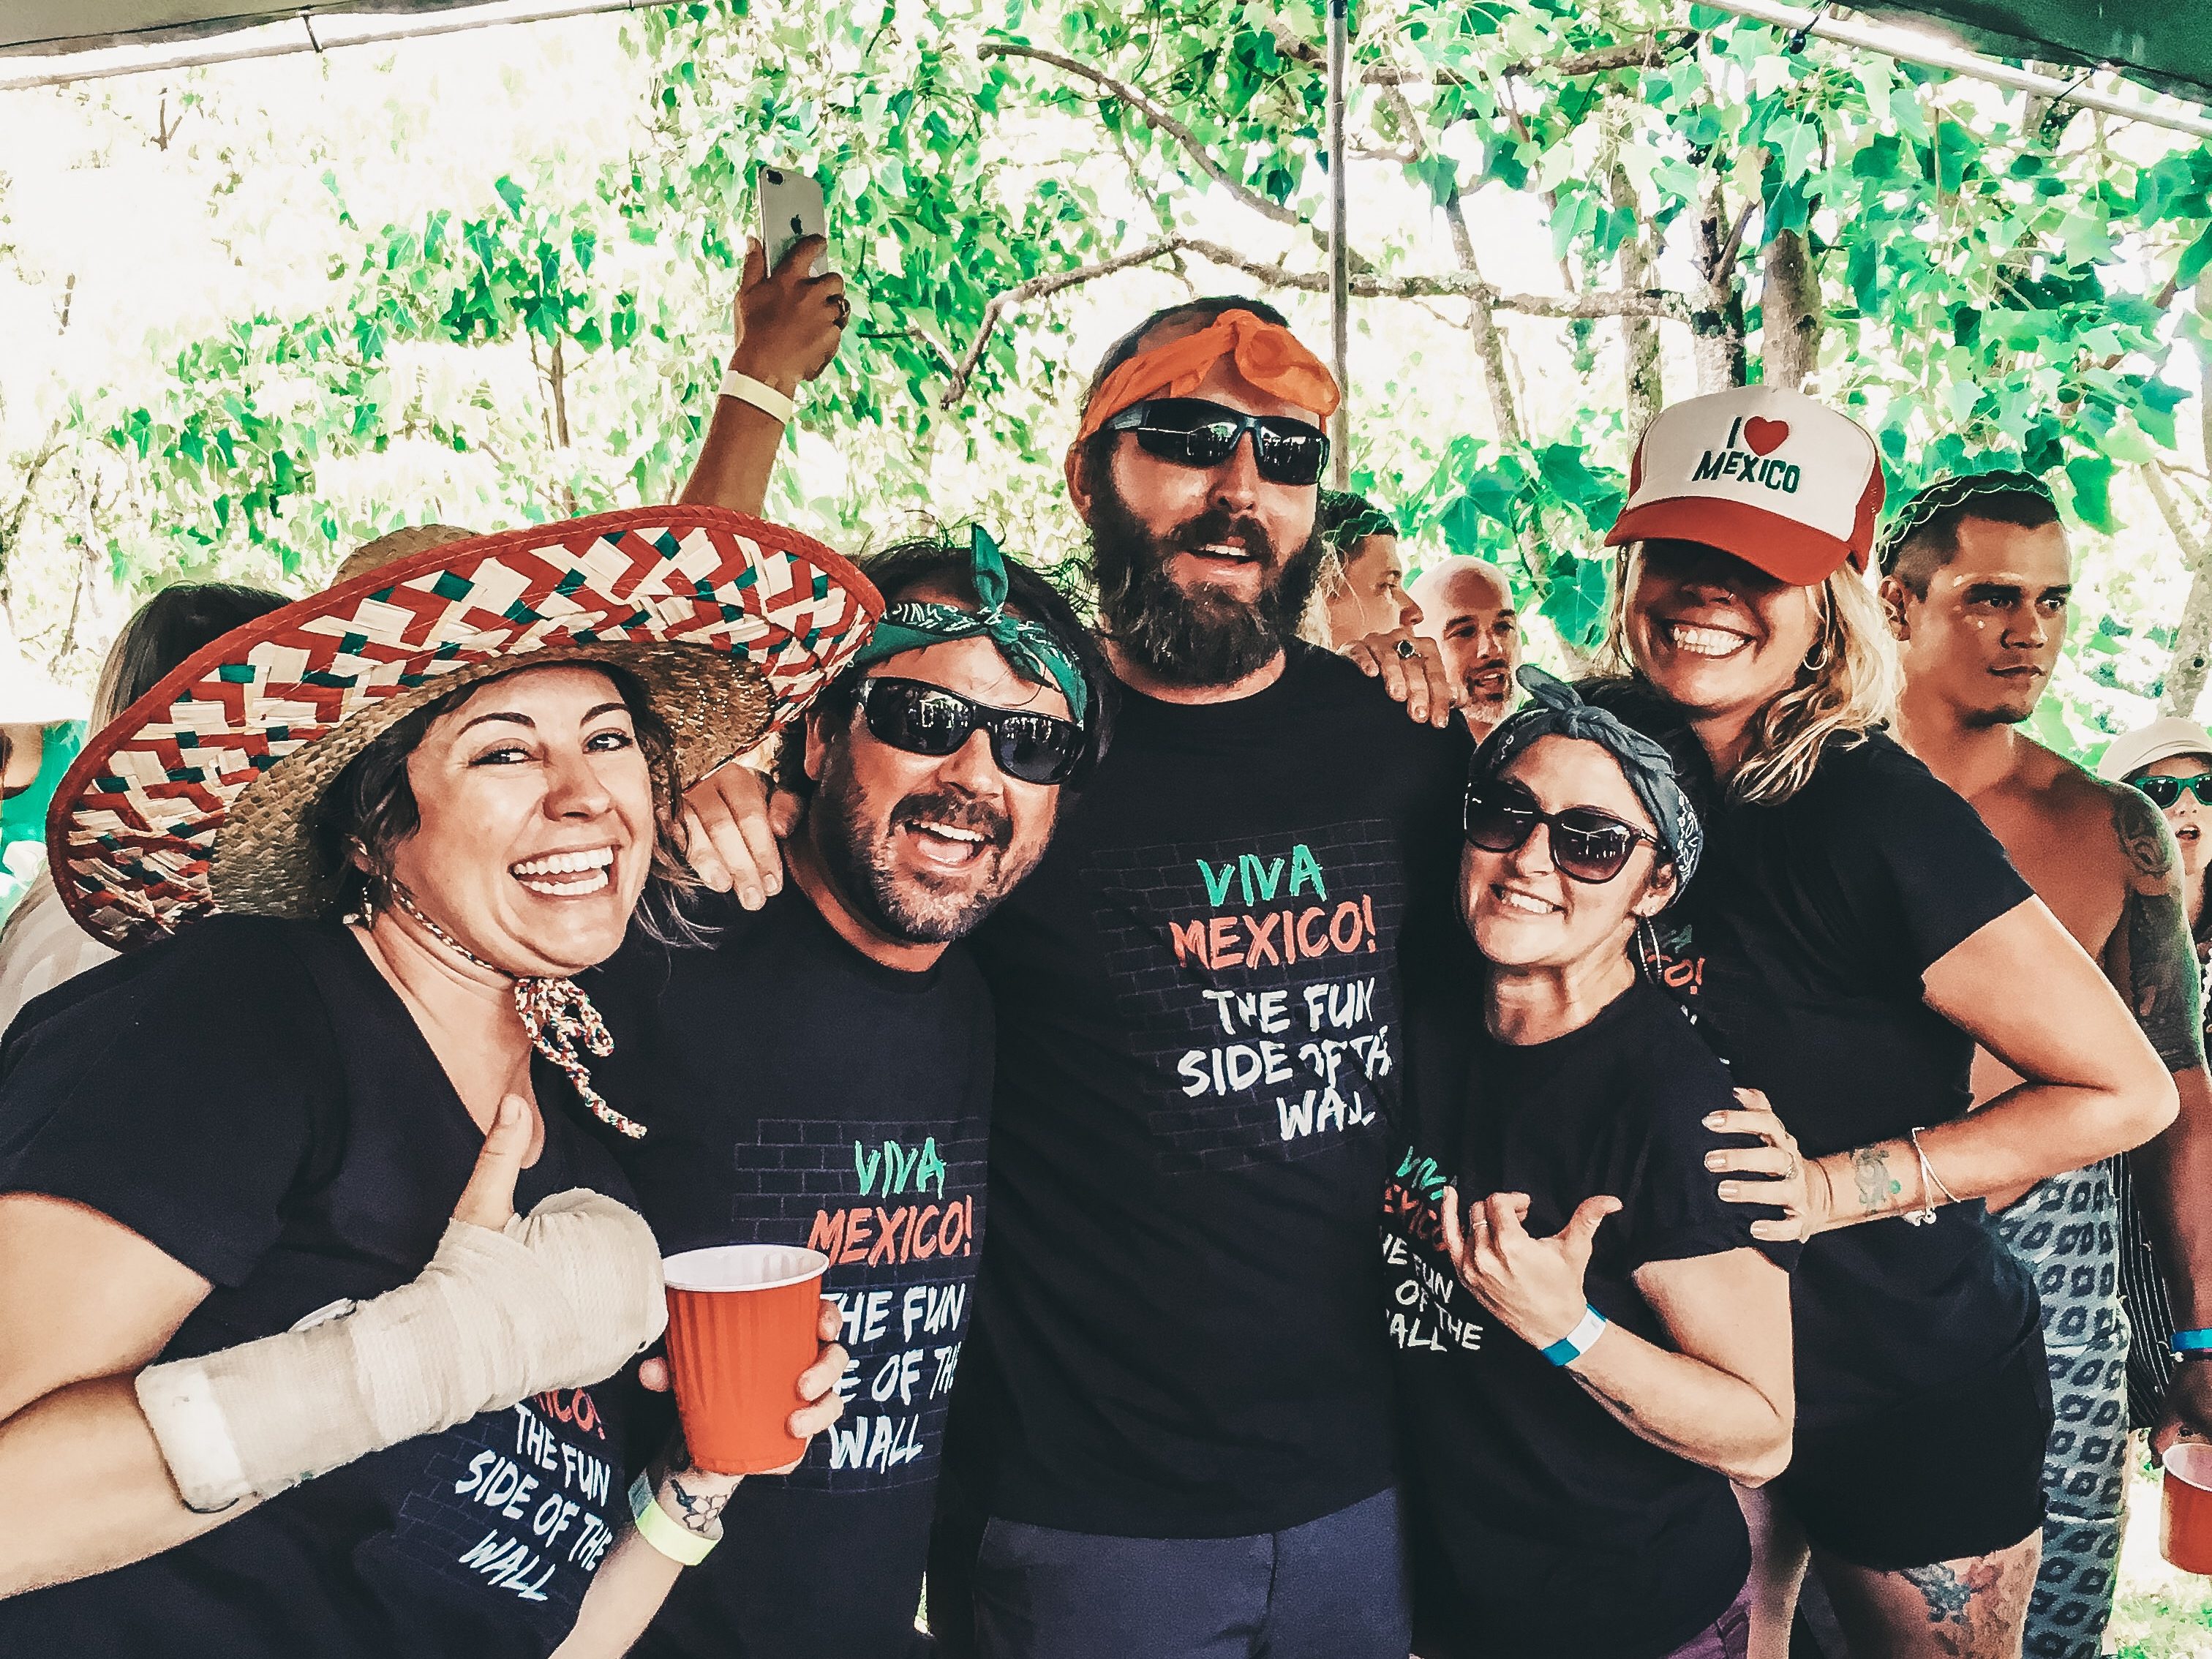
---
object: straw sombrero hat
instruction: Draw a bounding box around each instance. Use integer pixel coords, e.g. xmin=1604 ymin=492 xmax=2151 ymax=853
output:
xmin=51 ymin=505 xmax=881 ymax=950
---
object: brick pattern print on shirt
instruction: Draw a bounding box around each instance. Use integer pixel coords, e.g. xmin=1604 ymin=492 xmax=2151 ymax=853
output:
xmin=389 ymin=1389 xmax=624 ymax=1627
xmin=726 ymin=1118 xmax=987 ymax=1491
xmin=1088 ymin=820 xmax=1408 ymax=1175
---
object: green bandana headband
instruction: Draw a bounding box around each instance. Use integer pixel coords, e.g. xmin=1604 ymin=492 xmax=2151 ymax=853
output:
xmin=1876 ymin=468 xmax=2055 ymax=576
xmin=846 ymin=527 xmax=1091 ymax=728
xmin=1318 ymin=489 xmax=1399 ymax=553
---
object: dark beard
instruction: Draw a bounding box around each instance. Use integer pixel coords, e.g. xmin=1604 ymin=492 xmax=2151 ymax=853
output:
xmin=811 ymin=766 xmax=1020 ymax=945
xmin=1086 ymin=469 xmax=1325 ymax=688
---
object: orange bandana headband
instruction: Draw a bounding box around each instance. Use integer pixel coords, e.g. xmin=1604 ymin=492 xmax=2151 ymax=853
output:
xmin=1072 ymin=310 xmax=1342 ymax=451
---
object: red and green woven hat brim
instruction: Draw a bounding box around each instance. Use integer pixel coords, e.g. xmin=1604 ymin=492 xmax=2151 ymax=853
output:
xmin=50 ymin=505 xmax=881 ymax=951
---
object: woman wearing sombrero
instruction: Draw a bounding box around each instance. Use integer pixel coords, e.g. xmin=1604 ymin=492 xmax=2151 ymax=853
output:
xmin=0 ymin=507 xmax=879 ymax=1658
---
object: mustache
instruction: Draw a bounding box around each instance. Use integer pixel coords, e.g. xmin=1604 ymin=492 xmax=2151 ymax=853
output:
xmin=892 ymin=788 xmax=1012 ymax=851
xmin=1165 ymin=507 xmax=1280 ymax=570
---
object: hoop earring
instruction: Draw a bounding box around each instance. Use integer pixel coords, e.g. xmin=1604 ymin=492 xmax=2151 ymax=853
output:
xmin=1802 ymin=636 xmax=1832 ymax=674
xmin=1633 ymin=916 xmax=1663 ymax=981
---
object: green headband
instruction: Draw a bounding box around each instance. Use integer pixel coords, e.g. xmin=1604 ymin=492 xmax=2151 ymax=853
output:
xmin=1319 ymin=489 xmax=1399 ymax=552
xmin=1876 ymin=468 xmax=2055 ymax=575
xmin=846 ymin=526 xmax=1091 ymax=729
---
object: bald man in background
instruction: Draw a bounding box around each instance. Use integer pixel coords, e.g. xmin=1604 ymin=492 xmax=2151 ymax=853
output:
xmin=1410 ymin=557 xmax=1520 ymax=742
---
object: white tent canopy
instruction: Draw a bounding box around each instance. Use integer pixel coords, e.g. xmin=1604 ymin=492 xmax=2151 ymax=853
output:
xmin=0 ymin=1 xmax=480 ymax=55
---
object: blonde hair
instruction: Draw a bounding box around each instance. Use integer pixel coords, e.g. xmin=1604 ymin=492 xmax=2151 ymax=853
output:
xmin=1601 ymin=545 xmax=1900 ymax=806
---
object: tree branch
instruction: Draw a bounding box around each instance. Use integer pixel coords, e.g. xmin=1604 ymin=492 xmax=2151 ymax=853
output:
xmin=940 ymin=238 xmax=1193 ymax=406
xmin=939 ymin=237 xmax=1689 ymax=405
xmin=2151 ymin=462 xmax=2212 ymax=716
xmin=1268 ymin=26 xmax=1697 ymax=84
xmin=979 ymin=41 xmax=1301 ymax=229
xmin=1371 ymin=75 xmax=1524 ymax=447
xmin=0 ymin=417 xmax=66 ymax=586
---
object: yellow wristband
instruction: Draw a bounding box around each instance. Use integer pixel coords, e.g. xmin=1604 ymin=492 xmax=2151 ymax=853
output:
xmin=628 ymin=1471 xmax=718 ymax=1566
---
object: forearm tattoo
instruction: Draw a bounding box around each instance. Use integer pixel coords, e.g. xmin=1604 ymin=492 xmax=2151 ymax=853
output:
xmin=2108 ymin=783 xmax=2208 ymax=1072
xmin=665 ymin=1474 xmax=729 ymax=1538
xmin=1851 ymin=1144 xmax=1901 ymax=1216
xmin=655 ymin=1442 xmax=730 ymax=1540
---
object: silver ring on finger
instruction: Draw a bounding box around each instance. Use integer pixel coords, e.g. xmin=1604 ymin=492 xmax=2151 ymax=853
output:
xmin=1395 ymin=637 xmax=1418 ymax=660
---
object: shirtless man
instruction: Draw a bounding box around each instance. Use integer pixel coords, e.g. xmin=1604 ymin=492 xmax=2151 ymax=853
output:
xmin=1883 ymin=470 xmax=2212 ymax=1659
xmin=1407 ymin=556 xmax=1519 ymax=742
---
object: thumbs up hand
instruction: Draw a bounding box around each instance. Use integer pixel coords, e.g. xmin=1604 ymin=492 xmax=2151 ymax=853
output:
xmin=451 ymin=1095 xmax=535 ymax=1231
xmin=1438 ymin=1185 xmax=1620 ymax=1356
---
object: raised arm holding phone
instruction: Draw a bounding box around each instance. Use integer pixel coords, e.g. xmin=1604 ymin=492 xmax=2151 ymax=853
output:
xmin=679 ymin=229 xmax=849 ymax=518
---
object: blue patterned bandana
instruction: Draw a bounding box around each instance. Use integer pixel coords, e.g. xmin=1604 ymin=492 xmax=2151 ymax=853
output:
xmin=846 ymin=527 xmax=1089 ymax=727
xmin=1473 ymin=666 xmax=1703 ymax=884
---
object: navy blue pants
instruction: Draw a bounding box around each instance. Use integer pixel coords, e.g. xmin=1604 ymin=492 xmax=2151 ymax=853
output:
xmin=952 ymin=1488 xmax=1410 ymax=1659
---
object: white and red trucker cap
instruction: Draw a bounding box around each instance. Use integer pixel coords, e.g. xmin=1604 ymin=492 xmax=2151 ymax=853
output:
xmin=1605 ymin=386 xmax=1886 ymax=584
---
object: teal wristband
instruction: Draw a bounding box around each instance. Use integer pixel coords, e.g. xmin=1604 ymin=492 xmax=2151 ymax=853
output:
xmin=2172 ymin=1328 xmax=2212 ymax=1360
xmin=1540 ymin=1305 xmax=1609 ymax=1366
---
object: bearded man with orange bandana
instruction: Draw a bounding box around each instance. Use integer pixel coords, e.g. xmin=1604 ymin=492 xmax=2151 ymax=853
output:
xmin=914 ymin=300 xmax=1470 ymax=1657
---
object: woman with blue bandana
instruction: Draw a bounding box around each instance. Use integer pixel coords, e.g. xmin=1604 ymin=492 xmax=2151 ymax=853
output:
xmin=1380 ymin=666 xmax=1797 ymax=1659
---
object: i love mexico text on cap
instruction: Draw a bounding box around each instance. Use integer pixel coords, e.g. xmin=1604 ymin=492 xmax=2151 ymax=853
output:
xmin=1605 ymin=386 xmax=1886 ymax=586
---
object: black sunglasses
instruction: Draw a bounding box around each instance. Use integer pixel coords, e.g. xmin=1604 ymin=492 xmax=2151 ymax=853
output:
xmin=2134 ymin=774 xmax=2212 ymax=809
xmin=1462 ymin=778 xmax=1660 ymax=885
xmin=1105 ymin=398 xmax=1331 ymax=487
xmin=854 ymin=677 xmax=1083 ymax=786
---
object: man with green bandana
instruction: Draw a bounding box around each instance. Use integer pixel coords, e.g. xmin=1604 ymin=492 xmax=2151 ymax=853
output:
xmin=579 ymin=528 xmax=1113 ymax=1659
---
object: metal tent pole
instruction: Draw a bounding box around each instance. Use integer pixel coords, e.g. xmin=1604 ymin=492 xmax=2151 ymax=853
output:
xmin=1698 ymin=0 xmax=2212 ymax=140
xmin=1326 ymin=0 xmax=1351 ymax=489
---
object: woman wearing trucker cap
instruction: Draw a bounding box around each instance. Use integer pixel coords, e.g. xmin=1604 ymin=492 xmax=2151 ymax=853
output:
xmin=1597 ymin=387 xmax=2175 ymax=1658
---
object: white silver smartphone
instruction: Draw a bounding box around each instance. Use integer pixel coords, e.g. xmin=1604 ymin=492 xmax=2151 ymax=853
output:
xmin=758 ymin=167 xmax=828 ymax=276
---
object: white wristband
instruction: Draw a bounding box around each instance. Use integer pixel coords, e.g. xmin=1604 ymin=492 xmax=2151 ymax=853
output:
xmin=1539 ymin=1304 xmax=1609 ymax=1367
xmin=718 ymin=368 xmax=794 ymax=424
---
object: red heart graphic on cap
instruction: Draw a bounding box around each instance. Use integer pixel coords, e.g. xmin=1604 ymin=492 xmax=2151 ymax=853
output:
xmin=1743 ymin=417 xmax=1789 ymax=456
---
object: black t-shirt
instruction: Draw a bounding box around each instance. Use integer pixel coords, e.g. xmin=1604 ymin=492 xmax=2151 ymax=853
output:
xmin=1649 ymin=731 xmax=2040 ymax=1428
xmin=1388 ymin=978 xmax=1794 ymax=1659
xmin=0 ymin=916 xmax=636 ymax=1659
xmin=948 ymin=642 xmax=1472 ymax=1538
xmin=583 ymin=886 xmax=993 ymax=1659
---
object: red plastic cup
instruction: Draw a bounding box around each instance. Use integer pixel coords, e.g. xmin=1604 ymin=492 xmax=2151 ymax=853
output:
xmin=661 ymin=1244 xmax=831 ymax=1475
xmin=2163 ymin=1442 xmax=2212 ymax=1573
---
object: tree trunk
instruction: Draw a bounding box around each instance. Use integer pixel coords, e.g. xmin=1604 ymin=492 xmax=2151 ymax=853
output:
xmin=2152 ymin=467 xmax=2212 ymax=718
xmin=1758 ymin=227 xmax=1821 ymax=391
xmin=1692 ymin=170 xmax=1748 ymax=392
xmin=2155 ymin=271 xmax=2212 ymax=718
xmin=1374 ymin=79 xmax=1526 ymax=448
xmin=1610 ymin=164 xmax=1662 ymax=429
